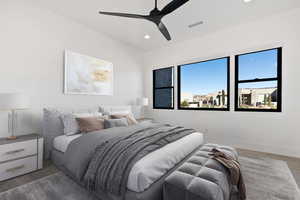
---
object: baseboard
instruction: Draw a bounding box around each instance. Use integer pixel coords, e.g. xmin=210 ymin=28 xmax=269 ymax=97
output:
xmin=207 ymin=137 xmax=300 ymax=159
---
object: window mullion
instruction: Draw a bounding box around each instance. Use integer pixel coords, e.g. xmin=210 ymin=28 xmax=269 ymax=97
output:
xmin=238 ymin=78 xmax=278 ymax=84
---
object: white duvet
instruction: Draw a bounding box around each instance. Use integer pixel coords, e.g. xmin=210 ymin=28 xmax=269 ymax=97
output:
xmin=53 ymin=132 xmax=204 ymax=192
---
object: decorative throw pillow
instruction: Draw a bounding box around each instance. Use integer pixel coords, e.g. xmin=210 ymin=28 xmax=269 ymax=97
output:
xmin=60 ymin=112 xmax=103 ymax=135
xmin=110 ymin=113 xmax=138 ymax=125
xmin=60 ymin=114 xmax=80 ymax=136
xmin=104 ymin=118 xmax=129 ymax=129
xmin=76 ymin=117 xmax=105 ymax=133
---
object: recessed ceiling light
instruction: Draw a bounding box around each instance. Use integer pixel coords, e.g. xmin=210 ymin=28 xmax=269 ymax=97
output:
xmin=243 ymin=0 xmax=252 ymax=3
xmin=144 ymin=35 xmax=150 ymax=39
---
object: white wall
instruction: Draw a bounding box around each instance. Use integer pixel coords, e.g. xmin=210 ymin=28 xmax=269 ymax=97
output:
xmin=1 ymin=1 xmax=299 ymax=158
xmin=143 ymin=8 xmax=300 ymax=158
xmin=0 ymin=1 xmax=143 ymax=137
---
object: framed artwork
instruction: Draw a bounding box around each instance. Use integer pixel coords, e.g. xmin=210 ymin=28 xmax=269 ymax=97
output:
xmin=64 ymin=50 xmax=113 ymax=95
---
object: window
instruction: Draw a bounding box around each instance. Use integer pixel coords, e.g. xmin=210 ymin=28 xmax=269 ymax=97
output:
xmin=178 ymin=57 xmax=230 ymax=111
xmin=153 ymin=67 xmax=174 ymax=109
xmin=235 ymin=47 xmax=282 ymax=112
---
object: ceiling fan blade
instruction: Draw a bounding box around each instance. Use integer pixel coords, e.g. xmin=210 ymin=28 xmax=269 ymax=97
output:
xmin=99 ymin=11 xmax=147 ymax=19
xmin=160 ymin=0 xmax=189 ymax=16
xmin=157 ymin=22 xmax=171 ymax=41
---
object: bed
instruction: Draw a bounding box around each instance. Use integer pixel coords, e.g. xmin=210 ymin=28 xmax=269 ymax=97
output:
xmin=43 ymin=106 xmax=204 ymax=200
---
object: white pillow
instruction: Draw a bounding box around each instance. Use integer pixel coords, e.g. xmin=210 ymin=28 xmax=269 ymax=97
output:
xmin=60 ymin=112 xmax=103 ymax=136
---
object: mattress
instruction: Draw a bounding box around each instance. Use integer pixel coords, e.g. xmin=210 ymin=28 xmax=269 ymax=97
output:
xmin=52 ymin=132 xmax=204 ymax=192
xmin=127 ymin=132 xmax=203 ymax=192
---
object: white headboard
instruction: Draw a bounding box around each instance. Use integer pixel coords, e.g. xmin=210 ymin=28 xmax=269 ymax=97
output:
xmin=99 ymin=105 xmax=142 ymax=119
xmin=99 ymin=106 xmax=132 ymax=115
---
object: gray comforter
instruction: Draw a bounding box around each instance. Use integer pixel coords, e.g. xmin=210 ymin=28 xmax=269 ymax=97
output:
xmin=63 ymin=122 xmax=194 ymax=197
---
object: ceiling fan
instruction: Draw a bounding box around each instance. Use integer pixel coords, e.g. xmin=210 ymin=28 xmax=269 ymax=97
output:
xmin=99 ymin=0 xmax=190 ymax=41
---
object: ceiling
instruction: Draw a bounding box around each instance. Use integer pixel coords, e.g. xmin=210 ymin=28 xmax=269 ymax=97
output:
xmin=31 ymin=0 xmax=300 ymax=51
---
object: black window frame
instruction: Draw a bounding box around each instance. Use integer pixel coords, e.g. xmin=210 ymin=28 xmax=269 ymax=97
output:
xmin=234 ymin=47 xmax=282 ymax=112
xmin=177 ymin=56 xmax=230 ymax=111
xmin=153 ymin=67 xmax=175 ymax=110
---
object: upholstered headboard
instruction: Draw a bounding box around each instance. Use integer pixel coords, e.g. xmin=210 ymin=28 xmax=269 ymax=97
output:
xmin=42 ymin=107 xmax=99 ymax=160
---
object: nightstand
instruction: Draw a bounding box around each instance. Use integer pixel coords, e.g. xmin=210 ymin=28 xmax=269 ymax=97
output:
xmin=0 ymin=134 xmax=43 ymax=181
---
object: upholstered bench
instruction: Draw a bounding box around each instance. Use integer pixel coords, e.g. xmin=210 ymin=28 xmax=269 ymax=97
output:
xmin=163 ymin=144 xmax=238 ymax=200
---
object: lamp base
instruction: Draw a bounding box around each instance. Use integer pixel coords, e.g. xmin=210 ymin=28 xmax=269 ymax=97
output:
xmin=7 ymin=136 xmax=17 ymax=140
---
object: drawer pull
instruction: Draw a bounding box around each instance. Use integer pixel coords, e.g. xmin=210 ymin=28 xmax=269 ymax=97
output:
xmin=6 ymin=165 xmax=25 ymax=172
xmin=5 ymin=149 xmax=25 ymax=155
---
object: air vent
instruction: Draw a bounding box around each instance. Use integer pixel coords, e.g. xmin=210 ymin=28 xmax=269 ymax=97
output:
xmin=188 ymin=21 xmax=204 ymax=28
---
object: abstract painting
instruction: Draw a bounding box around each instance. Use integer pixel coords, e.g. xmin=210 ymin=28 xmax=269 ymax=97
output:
xmin=64 ymin=50 xmax=113 ymax=95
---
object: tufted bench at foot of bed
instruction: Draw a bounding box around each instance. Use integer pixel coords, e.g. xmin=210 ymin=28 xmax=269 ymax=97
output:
xmin=163 ymin=144 xmax=238 ymax=200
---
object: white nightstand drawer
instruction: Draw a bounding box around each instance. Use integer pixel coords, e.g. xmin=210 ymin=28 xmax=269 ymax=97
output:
xmin=0 ymin=140 xmax=37 ymax=162
xmin=0 ymin=156 xmax=37 ymax=181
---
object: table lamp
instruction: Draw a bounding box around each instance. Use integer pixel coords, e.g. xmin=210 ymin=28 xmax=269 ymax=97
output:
xmin=137 ymin=97 xmax=149 ymax=118
xmin=0 ymin=93 xmax=29 ymax=140
xmin=138 ymin=97 xmax=149 ymax=107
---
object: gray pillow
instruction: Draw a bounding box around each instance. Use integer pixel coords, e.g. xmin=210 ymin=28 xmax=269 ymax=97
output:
xmin=104 ymin=118 xmax=129 ymax=129
xmin=43 ymin=108 xmax=64 ymax=160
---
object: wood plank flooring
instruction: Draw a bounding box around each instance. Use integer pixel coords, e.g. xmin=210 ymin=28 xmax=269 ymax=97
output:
xmin=0 ymin=149 xmax=299 ymax=193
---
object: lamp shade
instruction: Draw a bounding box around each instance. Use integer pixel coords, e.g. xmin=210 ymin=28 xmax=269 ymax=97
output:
xmin=138 ymin=97 xmax=149 ymax=106
xmin=0 ymin=93 xmax=29 ymax=110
